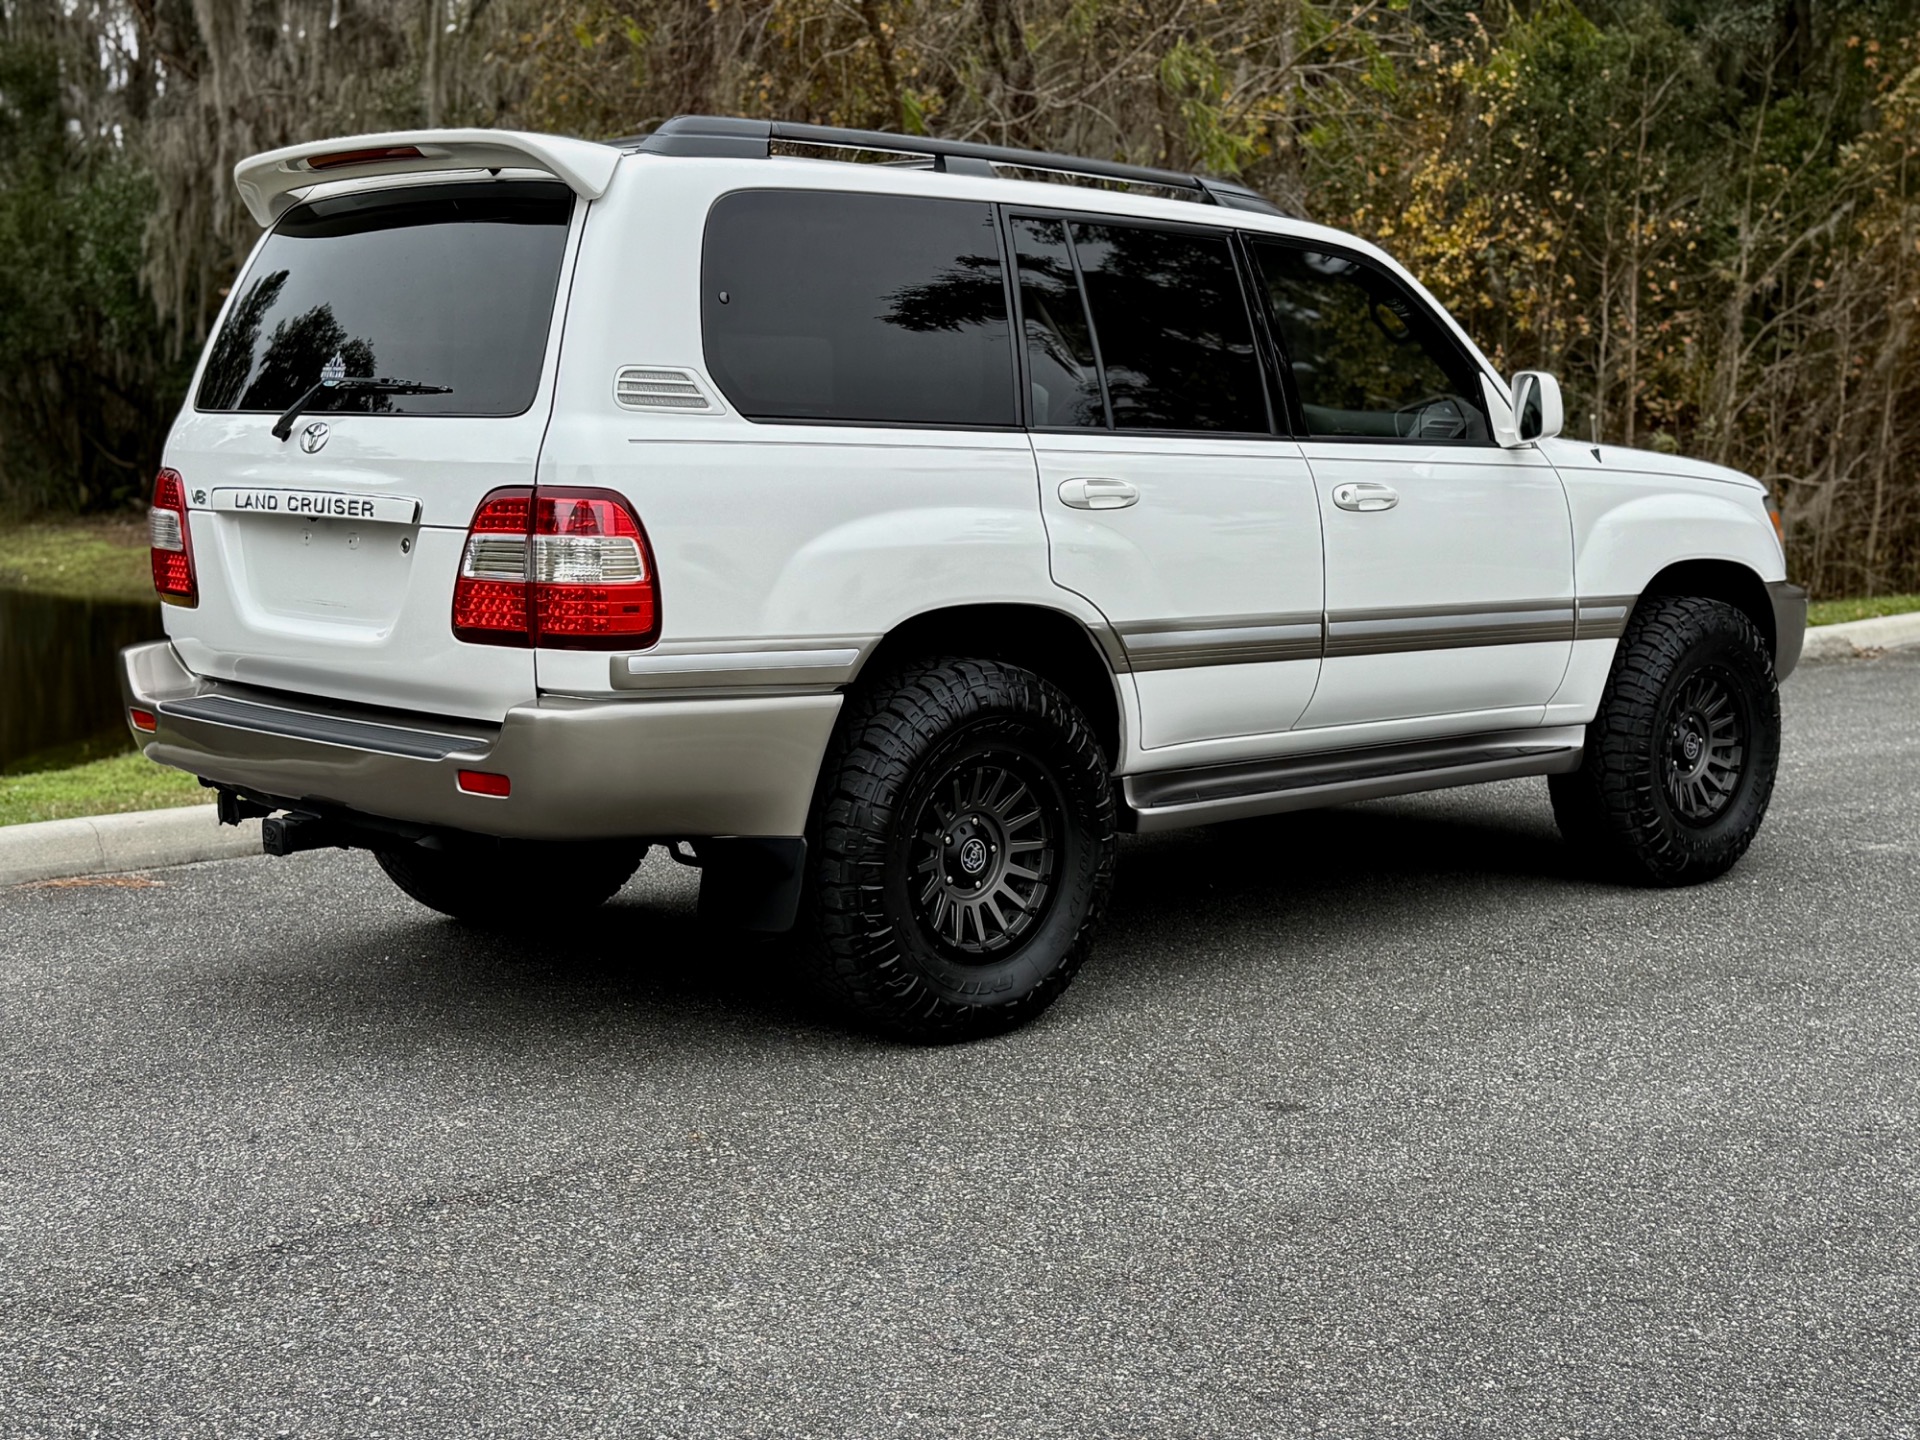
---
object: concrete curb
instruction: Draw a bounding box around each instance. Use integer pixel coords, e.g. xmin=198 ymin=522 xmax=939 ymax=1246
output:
xmin=1800 ymin=611 xmax=1920 ymax=664
xmin=0 ymin=806 xmax=260 ymax=889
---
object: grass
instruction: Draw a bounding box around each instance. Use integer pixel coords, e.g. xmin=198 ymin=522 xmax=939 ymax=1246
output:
xmin=0 ymin=513 xmax=155 ymax=604
xmin=1807 ymin=592 xmax=1920 ymax=627
xmin=0 ymin=737 xmax=205 ymax=828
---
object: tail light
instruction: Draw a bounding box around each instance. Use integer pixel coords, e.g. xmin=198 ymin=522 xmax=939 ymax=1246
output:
xmin=149 ymin=469 xmax=197 ymax=606
xmin=452 ymin=486 xmax=659 ymax=649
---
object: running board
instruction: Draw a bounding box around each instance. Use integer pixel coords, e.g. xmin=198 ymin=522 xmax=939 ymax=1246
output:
xmin=1121 ymin=727 xmax=1586 ymax=833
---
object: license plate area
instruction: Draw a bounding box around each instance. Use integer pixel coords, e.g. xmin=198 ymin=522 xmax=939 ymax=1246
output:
xmin=222 ymin=510 xmax=424 ymax=628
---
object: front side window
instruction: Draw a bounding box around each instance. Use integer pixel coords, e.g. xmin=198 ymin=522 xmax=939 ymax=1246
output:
xmin=197 ymin=180 xmax=573 ymax=417
xmin=702 ymin=191 xmax=1016 ymax=427
xmin=1251 ymin=241 xmax=1491 ymax=443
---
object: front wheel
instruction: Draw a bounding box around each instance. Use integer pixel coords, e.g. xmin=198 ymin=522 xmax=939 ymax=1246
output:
xmin=806 ymin=658 xmax=1117 ymax=1042
xmin=1550 ymin=595 xmax=1781 ymax=885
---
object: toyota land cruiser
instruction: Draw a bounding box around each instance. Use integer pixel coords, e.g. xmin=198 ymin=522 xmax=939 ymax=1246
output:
xmin=121 ymin=118 xmax=1807 ymax=1040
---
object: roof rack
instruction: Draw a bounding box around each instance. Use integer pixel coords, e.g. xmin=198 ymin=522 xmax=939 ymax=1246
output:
xmin=623 ymin=115 xmax=1287 ymax=217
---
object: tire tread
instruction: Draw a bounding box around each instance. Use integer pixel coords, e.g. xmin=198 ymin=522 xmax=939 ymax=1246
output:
xmin=805 ymin=657 xmax=1116 ymax=1041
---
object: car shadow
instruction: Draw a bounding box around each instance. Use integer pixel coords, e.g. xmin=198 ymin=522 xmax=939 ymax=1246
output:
xmin=282 ymin=783 xmax=1604 ymax=1049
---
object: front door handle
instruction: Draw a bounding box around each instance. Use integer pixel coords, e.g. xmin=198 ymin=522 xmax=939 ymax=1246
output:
xmin=1332 ymin=481 xmax=1399 ymax=513
xmin=1058 ymin=476 xmax=1139 ymax=511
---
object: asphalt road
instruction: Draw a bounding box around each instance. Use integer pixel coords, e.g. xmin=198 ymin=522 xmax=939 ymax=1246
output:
xmin=3 ymin=653 xmax=1918 ymax=1439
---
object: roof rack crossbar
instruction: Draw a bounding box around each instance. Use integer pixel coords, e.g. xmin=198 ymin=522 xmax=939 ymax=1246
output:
xmin=624 ymin=116 xmax=1286 ymax=216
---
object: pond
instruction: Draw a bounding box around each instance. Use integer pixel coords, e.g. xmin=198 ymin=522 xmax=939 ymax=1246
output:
xmin=0 ymin=587 xmax=165 ymax=770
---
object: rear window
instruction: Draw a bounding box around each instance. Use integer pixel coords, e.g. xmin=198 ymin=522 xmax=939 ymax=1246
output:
xmin=196 ymin=180 xmax=573 ymax=418
xmin=701 ymin=190 xmax=1017 ymax=428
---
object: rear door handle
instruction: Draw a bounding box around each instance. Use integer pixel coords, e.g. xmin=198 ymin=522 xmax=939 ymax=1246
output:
xmin=1332 ymin=481 xmax=1399 ymax=513
xmin=1058 ymin=477 xmax=1139 ymax=510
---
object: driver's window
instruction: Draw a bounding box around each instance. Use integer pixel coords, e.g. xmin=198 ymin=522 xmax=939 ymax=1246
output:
xmin=1250 ymin=241 xmax=1490 ymax=444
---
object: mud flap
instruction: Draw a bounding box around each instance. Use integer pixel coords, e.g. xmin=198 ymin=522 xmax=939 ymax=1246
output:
xmin=696 ymin=837 xmax=807 ymax=933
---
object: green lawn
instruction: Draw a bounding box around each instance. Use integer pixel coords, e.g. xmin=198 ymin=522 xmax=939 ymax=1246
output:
xmin=1807 ymin=592 xmax=1920 ymax=627
xmin=0 ymin=514 xmax=154 ymax=604
xmin=0 ymin=742 xmax=205 ymax=828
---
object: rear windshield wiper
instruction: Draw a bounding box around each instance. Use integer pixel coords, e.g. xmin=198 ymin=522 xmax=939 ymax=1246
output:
xmin=272 ymin=376 xmax=454 ymax=441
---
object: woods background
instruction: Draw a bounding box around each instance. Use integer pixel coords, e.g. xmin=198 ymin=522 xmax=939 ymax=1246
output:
xmin=0 ymin=0 xmax=1915 ymax=598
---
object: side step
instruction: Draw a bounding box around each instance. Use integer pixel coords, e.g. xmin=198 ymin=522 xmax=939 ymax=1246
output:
xmin=1121 ymin=727 xmax=1585 ymax=833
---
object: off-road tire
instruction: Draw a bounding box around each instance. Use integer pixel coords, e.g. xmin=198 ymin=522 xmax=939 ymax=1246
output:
xmin=375 ymin=839 xmax=647 ymax=922
xmin=805 ymin=657 xmax=1117 ymax=1043
xmin=1550 ymin=595 xmax=1780 ymax=885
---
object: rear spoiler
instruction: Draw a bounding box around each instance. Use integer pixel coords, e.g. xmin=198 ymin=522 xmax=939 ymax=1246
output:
xmin=233 ymin=129 xmax=621 ymax=226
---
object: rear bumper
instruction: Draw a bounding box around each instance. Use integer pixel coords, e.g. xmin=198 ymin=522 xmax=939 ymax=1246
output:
xmin=1768 ymin=580 xmax=1809 ymax=681
xmin=119 ymin=640 xmax=840 ymax=840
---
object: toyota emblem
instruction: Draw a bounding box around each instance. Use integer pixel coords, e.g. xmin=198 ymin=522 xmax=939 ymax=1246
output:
xmin=299 ymin=421 xmax=331 ymax=454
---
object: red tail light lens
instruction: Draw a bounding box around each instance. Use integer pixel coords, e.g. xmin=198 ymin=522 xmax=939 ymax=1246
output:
xmin=149 ymin=469 xmax=197 ymax=606
xmin=452 ymin=487 xmax=659 ymax=649
xmin=451 ymin=488 xmax=535 ymax=645
xmin=128 ymin=707 xmax=158 ymax=734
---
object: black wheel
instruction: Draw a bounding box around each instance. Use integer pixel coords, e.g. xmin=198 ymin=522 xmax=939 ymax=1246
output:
xmin=1550 ymin=595 xmax=1781 ymax=885
xmin=806 ymin=657 xmax=1116 ymax=1042
xmin=374 ymin=838 xmax=646 ymax=922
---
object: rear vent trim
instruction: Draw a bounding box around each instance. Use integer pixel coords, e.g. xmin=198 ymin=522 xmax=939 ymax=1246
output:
xmin=614 ymin=366 xmax=721 ymax=414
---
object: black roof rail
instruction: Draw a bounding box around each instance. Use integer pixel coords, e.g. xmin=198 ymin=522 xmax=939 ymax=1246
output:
xmin=621 ymin=115 xmax=1289 ymax=217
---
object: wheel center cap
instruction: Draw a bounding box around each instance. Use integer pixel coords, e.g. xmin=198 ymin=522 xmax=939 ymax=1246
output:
xmin=958 ymin=837 xmax=989 ymax=876
xmin=1683 ymin=731 xmax=1702 ymax=761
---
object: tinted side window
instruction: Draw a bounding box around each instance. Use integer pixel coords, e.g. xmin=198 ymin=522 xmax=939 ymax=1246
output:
xmin=702 ymin=191 xmax=1015 ymax=427
xmin=1070 ymin=222 xmax=1267 ymax=433
xmin=1010 ymin=217 xmax=1105 ymax=429
xmin=1252 ymin=242 xmax=1490 ymax=443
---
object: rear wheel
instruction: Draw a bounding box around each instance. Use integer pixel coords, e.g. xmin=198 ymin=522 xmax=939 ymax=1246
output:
xmin=1550 ymin=595 xmax=1780 ymax=884
xmin=806 ymin=658 xmax=1116 ymax=1042
xmin=375 ymin=838 xmax=646 ymax=922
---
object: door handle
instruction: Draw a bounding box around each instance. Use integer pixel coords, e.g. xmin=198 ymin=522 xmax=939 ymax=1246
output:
xmin=1332 ymin=481 xmax=1399 ymax=513
xmin=1058 ymin=476 xmax=1139 ymax=510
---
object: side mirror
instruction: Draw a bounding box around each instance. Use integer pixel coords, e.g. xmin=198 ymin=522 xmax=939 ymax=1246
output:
xmin=1510 ymin=370 xmax=1564 ymax=444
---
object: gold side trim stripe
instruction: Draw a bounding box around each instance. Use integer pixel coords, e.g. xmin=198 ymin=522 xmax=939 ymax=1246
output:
xmin=1573 ymin=594 xmax=1637 ymax=641
xmin=1114 ymin=600 xmax=1610 ymax=669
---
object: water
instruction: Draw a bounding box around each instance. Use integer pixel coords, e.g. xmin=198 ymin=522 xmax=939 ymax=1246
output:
xmin=0 ymin=588 xmax=164 ymax=769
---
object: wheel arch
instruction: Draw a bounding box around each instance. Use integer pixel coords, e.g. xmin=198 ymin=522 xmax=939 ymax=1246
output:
xmin=1636 ymin=559 xmax=1777 ymax=658
xmin=849 ymin=603 xmax=1126 ymax=765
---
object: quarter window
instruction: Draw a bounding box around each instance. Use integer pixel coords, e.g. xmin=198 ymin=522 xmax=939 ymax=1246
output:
xmin=702 ymin=191 xmax=1016 ymax=427
xmin=1251 ymin=241 xmax=1491 ymax=443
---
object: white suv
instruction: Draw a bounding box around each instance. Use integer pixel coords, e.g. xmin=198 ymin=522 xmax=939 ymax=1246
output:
xmin=122 ymin=118 xmax=1806 ymax=1040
